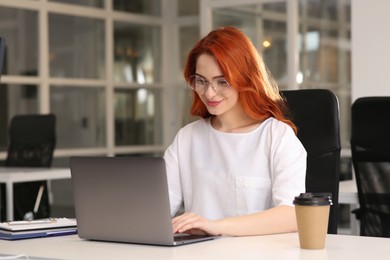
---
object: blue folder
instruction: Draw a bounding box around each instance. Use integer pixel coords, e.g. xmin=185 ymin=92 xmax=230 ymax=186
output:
xmin=0 ymin=228 xmax=77 ymax=240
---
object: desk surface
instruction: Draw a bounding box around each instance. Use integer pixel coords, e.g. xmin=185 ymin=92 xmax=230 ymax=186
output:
xmin=0 ymin=167 xmax=70 ymax=183
xmin=1 ymin=233 xmax=389 ymax=260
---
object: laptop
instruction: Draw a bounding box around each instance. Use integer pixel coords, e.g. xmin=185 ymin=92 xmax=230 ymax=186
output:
xmin=70 ymin=156 xmax=216 ymax=246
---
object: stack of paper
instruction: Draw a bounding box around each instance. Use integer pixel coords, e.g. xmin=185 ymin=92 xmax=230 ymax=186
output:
xmin=0 ymin=218 xmax=77 ymax=240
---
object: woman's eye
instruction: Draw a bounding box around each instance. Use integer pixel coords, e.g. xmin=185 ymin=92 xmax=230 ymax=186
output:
xmin=217 ymin=80 xmax=229 ymax=87
xmin=196 ymin=78 xmax=206 ymax=85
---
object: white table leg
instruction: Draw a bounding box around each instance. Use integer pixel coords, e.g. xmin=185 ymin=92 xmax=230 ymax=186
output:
xmin=6 ymin=181 xmax=13 ymax=221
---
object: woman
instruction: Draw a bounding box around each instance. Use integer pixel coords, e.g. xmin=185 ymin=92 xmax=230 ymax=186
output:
xmin=164 ymin=26 xmax=306 ymax=236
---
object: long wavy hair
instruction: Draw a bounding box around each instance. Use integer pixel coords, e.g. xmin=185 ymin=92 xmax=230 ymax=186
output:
xmin=183 ymin=26 xmax=297 ymax=134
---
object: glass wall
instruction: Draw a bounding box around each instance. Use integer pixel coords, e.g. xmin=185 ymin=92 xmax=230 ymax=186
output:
xmin=114 ymin=88 xmax=162 ymax=146
xmin=113 ymin=0 xmax=161 ymax=15
xmin=49 ymin=14 xmax=105 ymax=79
xmin=0 ymin=7 xmax=38 ymax=76
xmin=178 ymin=0 xmax=199 ymax=16
xmin=50 ymin=86 xmax=106 ymax=148
xmin=0 ymin=6 xmax=39 ymax=152
xmin=113 ymin=23 xmax=161 ymax=84
xmin=0 ymin=0 xmax=165 ymax=165
xmin=49 ymin=0 xmax=104 ymax=8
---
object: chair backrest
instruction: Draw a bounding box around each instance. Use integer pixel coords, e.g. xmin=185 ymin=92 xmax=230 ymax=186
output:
xmin=281 ymin=89 xmax=341 ymax=234
xmin=5 ymin=114 xmax=56 ymax=167
xmin=351 ymin=97 xmax=390 ymax=237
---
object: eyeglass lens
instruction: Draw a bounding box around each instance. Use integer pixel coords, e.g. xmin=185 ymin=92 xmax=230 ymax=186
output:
xmin=188 ymin=75 xmax=230 ymax=92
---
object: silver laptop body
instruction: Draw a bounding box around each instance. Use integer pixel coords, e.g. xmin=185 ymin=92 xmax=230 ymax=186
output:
xmin=70 ymin=156 xmax=215 ymax=246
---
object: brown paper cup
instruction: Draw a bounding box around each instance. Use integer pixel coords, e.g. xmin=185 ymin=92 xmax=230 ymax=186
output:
xmin=295 ymin=205 xmax=330 ymax=249
xmin=293 ymin=193 xmax=332 ymax=250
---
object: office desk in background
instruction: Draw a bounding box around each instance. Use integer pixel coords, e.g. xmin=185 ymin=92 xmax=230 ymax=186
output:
xmin=0 ymin=167 xmax=71 ymax=220
xmin=339 ymin=180 xmax=358 ymax=204
xmin=339 ymin=179 xmax=359 ymax=235
xmin=1 ymin=233 xmax=390 ymax=260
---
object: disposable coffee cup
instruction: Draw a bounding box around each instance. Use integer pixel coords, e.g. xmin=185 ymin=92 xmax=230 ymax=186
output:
xmin=293 ymin=193 xmax=332 ymax=250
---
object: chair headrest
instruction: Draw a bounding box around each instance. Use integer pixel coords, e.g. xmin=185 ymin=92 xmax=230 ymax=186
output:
xmin=351 ymin=97 xmax=390 ymax=152
xmin=281 ymin=89 xmax=341 ymax=157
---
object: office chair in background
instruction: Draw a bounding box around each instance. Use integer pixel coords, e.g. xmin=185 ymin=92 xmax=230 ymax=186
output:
xmin=281 ymin=89 xmax=341 ymax=234
xmin=0 ymin=114 xmax=56 ymax=221
xmin=351 ymin=97 xmax=390 ymax=237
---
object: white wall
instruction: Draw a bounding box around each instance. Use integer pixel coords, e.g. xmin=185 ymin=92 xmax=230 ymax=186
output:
xmin=352 ymin=0 xmax=390 ymax=101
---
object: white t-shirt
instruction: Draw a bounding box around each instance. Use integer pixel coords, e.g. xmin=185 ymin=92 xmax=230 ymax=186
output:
xmin=164 ymin=117 xmax=307 ymax=220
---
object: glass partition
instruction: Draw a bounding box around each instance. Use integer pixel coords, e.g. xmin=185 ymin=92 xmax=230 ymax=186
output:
xmin=49 ymin=14 xmax=105 ymax=79
xmin=50 ymin=86 xmax=106 ymax=148
xmin=0 ymin=7 xmax=38 ymax=76
xmin=113 ymin=23 xmax=161 ymax=84
xmin=49 ymin=0 xmax=104 ymax=8
xmin=178 ymin=0 xmax=199 ymax=16
xmin=0 ymin=84 xmax=38 ymax=151
xmin=113 ymin=0 xmax=161 ymax=16
xmin=114 ymin=88 xmax=162 ymax=146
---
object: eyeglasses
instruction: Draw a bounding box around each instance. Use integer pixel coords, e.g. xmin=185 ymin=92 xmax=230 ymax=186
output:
xmin=187 ymin=75 xmax=231 ymax=93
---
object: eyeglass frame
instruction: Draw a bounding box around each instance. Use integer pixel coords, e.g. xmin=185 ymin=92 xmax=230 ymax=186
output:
xmin=187 ymin=74 xmax=232 ymax=93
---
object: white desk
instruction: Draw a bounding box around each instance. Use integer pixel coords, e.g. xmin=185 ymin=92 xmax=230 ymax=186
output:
xmin=339 ymin=179 xmax=359 ymax=235
xmin=1 ymin=233 xmax=390 ymax=260
xmin=339 ymin=179 xmax=358 ymax=204
xmin=0 ymin=167 xmax=71 ymax=220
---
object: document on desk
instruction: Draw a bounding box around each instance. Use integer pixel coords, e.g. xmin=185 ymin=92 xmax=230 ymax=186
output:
xmin=0 ymin=218 xmax=77 ymax=240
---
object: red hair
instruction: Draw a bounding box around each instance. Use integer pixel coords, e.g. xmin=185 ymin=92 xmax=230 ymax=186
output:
xmin=183 ymin=26 xmax=297 ymax=134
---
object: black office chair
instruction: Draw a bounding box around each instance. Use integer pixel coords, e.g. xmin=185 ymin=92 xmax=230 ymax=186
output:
xmin=1 ymin=114 xmax=56 ymax=221
xmin=281 ymin=89 xmax=341 ymax=234
xmin=350 ymin=97 xmax=390 ymax=237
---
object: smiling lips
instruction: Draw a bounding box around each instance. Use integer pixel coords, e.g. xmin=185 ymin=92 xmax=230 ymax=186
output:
xmin=206 ymin=100 xmax=222 ymax=107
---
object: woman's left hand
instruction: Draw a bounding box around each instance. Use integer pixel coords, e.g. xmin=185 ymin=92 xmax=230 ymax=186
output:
xmin=172 ymin=212 xmax=221 ymax=236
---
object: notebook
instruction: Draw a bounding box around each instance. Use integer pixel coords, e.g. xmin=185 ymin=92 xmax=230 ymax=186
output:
xmin=70 ymin=156 xmax=216 ymax=246
xmin=0 ymin=218 xmax=77 ymax=240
